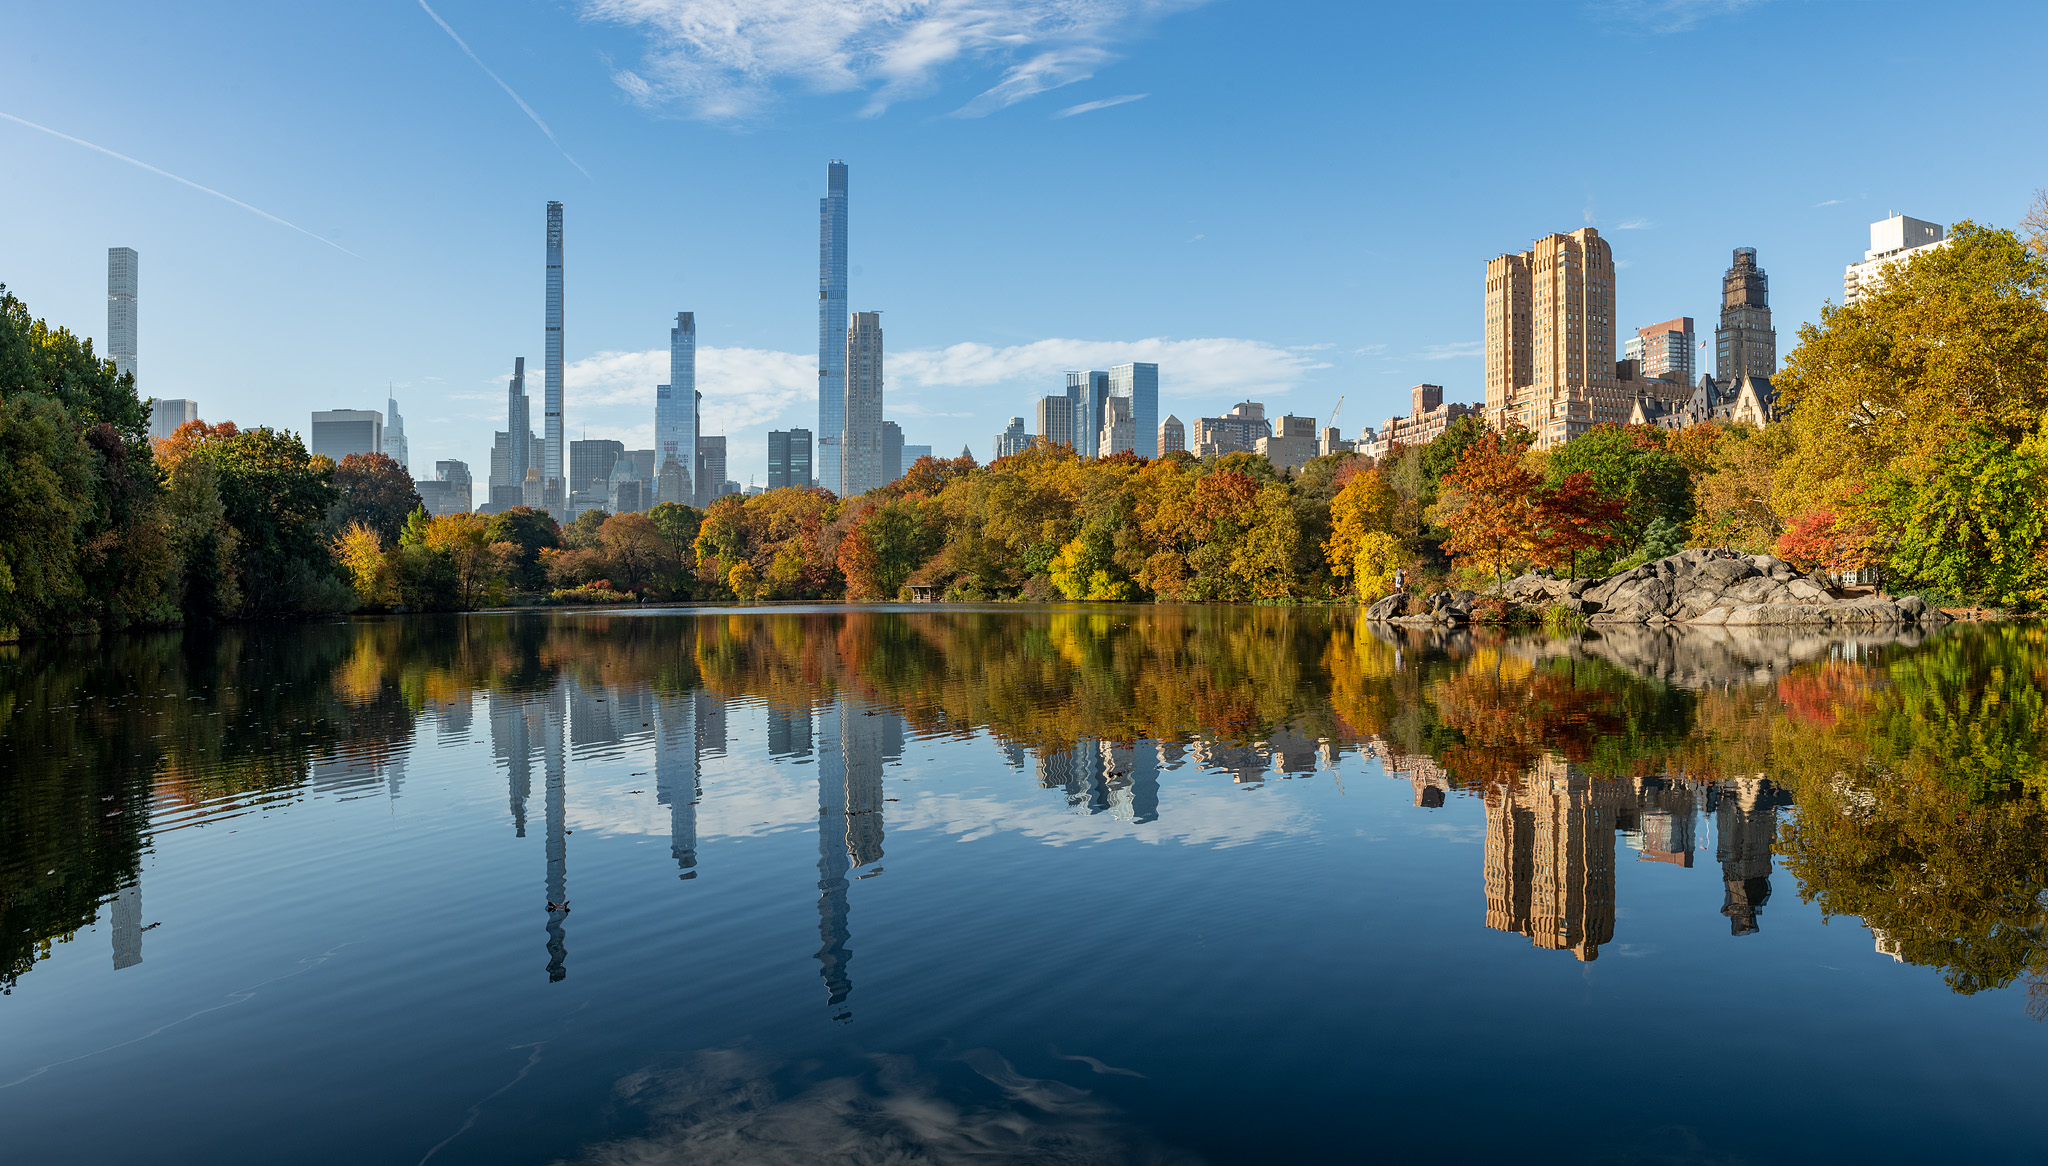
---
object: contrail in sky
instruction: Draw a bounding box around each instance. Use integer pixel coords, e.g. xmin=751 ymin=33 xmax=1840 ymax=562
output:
xmin=0 ymin=110 xmax=360 ymax=257
xmin=418 ymin=0 xmax=591 ymax=179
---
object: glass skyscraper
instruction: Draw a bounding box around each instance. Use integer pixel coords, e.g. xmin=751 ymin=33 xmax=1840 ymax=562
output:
xmin=1066 ymin=370 xmax=1108 ymax=457
xmin=107 ymin=247 xmax=137 ymax=385
xmin=544 ymin=202 xmax=565 ymax=514
xmin=841 ymin=311 xmax=885 ymax=496
xmin=1109 ymin=362 xmax=1160 ymax=458
xmin=817 ymin=162 xmax=849 ymax=496
xmin=657 ymin=312 xmax=696 ymax=503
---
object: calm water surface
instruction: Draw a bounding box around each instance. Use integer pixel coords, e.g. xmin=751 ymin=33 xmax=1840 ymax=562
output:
xmin=3 ymin=608 xmax=2046 ymax=1163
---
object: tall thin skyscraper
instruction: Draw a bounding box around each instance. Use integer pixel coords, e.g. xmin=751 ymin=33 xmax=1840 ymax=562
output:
xmin=841 ymin=311 xmax=884 ymax=496
xmin=1066 ymin=371 xmax=1108 ymax=457
xmin=383 ymin=397 xmax=409 ymax=469
xmin=544 ymin=201 xmax=565 ymax=514
xmin=1109 ymin=362 xmax=1159 ymax=458
xmin=506 ymin=357 xmax=530 ymax=499
xmin=1716 ymin=248 xmax=1776 ymax=386
xmin=657 ymin=312 xmax=696 ymax=503
xmin=107 ymin=247 xmax=137 ymax=384
xmin=817 ymin=162 xmax=849 ymax=496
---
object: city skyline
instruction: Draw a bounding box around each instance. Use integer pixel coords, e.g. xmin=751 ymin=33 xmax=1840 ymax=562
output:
xmin=5 ymin=3 xmax=2042 ymax=488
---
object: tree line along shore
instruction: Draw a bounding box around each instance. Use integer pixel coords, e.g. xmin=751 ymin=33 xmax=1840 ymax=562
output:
xmin=3 ymin=215 xmax=2045 ymax=638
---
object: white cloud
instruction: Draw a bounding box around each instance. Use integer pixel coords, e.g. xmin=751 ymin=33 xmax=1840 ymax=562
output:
xmin=1589 ymin=0 xmax=1766 ymax=33
xmin=1415 ymin=341 xmax=1481 ymax=361
xmin=581 ymin=0 xmax=1201 ymax=121
xmin=1614 ymin=217 xmax=1653 ymax=229
xmin=545 ymin=344 xmax=815 ymax=438
xmin=1053 ymin=92 xmax=1148 ymax=118
xmin=1354 ymin=343 xmax=1389 ymax=357
xmin=889 ymin=336 xmax=1330 ymax=397
xmin=1815 ymin=198 xmax=1844 ymax=207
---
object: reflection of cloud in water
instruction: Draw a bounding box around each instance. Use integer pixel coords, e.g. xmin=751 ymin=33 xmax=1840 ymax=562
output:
xmin=560 ymin=1046 xmax=1199 ymax=1165
xmin=891 ymin=787 xmax=1319 ymax=849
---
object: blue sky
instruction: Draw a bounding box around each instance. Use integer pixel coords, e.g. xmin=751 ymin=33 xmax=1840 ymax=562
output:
xmin=3 ymin=0 xmax=2043 ymax=488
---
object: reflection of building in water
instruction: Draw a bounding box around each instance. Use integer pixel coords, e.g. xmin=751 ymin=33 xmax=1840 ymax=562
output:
xmin=1106 ymin=743 xmax=1160 ymax=824
xmin=1190 ymin=739 xmax=1269 ymax=785
xmin=1712 ymin=777 xmax=1786 ymax=936
xmin=767 ymin=706 xmax=813 ymax=759
xmin=489 ymin=692 xmax=540 ymax=837
xmin=1378 ymin=746 xmax=1453 ymax=808
xmin=543 ymin=684 xmax=569 ymax=982
xmin=111 ymin=876 xmax=142 ymax=970
xmin=695 ymin=693 xmax=728 ymax=760
xmin=1617 ymin=775 xmax=1698 ymax=867
xmin=813 ymin=701 xmax=903 ymax=1018
xmin=1039 ymin=739 xmax=1108 ymax=813
xmin=1483 ymin=758 xmax=1619 ymax=961
xmin=654 ymin=694 xmax=700 ymax=877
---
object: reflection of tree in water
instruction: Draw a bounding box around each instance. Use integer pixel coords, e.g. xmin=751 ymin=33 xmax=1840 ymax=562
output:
xmin=559 ymin=1045 xmax=1195 ymax=1166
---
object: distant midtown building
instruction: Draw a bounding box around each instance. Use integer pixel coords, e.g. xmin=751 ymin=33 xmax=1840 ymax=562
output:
xmin=1108 ymin=362 xmax=1160 ymax=458
xmin=419 ymin=460 xmax=472 ymax=516
xmin=769 ymin=428 xmax=814 ymax=489
xmin=1255 ymin=413 xmax=1318 ymax=472
xmin=1193 ymin=401 xmax=1271 ymax=457
xmin=309 ymin=409 xmax=383 ymax=462
xmin=503 ymin=357 xmax=532 ymax=509
xmin=489 ymin=428 xmax=544 ymax=513
xmin=1624 ymin=317 xmax=1696 ymax=385
xmin=1486 ymin=226 xmax=1623 ymax=448
xmin=1159 ymin=414 xmax=1185 ymax=455
xmin=1716 ymin=248 xmax=1777 ymax=385
xmin=107 ymin=247 xmax=137 ymax=384
xmin=570 ymin=438 xmax=625 ymax=517
xmin=1368 ymin=385 xmax=1479 ymax=459
xmin=382 ymin=397 xmax=409 ymax=469
xmin=1036 ymin=394 xmax=1072 ymax=449
xmin=818 ymin=161 xmax=850 ymax=496
xmin=840 ymin=310 xmax=885 ymax=495
xmin=1066 ymin=371 xmax=1108 ymax=457
xmin=994 ymin=416 xmax=1031 ymax=459
xmin=1098 ymin=397 xmax=1134 ymax=458
xmin=608 ymin=454 xmax=646 ymax=514
xmin=883 ymin=420 xmax=903 ymax=484
xmin=696 ymin=434 xmax=728 ymax=508
xmin=902 ymin=443 xmax=931 ymax=467
xmin=657 ymin=311 xmax=698 ymax=505
xmin=149 ymin=398 xmax=196 ymax=441
xmin=543 ymin=201 xmax=566 ymax=515
xmin=1845 ymin=213 xmax=1946 ymax=305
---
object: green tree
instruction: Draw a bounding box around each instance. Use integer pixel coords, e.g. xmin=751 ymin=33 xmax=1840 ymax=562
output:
xmin=1542 ymin=424 xmax=1691 ymax=559
xmin=1877 ymin=425 xmax=2048 ymax=606
xmin=486 ymin=506 xmax=561 ymax=592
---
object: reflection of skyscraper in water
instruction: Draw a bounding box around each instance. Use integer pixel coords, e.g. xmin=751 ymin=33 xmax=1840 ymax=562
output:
xmin=767 ymin=706 xmax=813 ymax=759
xmin=489 ymin=691 xmax=539 ymax=837
xmin=654 ymin=694 xmax=700 ymax=877
xmin=1483 ymin=758 xmax=1618 ymax=961
xmin=543 ymin=684 xmax=569 ymax=982
xmin=111 ymin=876 xmax=142 ymax=970
xmin=570 ymin=680 xmax=620 ymax=751
xmin=1618 ymin=775 xmax=1698 ymax=867
xmin=695 ymin=692 xmax=728 ymax=760
xmin=1714 ymin=777 xmax=1784 ymax=936
xmin=813 ymin=700 xmax=902 ymax=1018
xmin=1106 ymin=742 xmax=1161 ymax=824
xmin=1037 ymin=740 xmax=1107 ymax=813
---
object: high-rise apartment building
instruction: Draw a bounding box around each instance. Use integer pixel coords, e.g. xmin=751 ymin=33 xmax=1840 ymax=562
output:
xmin=310 ymin=409 xmax=383 ymax=462
xmin=570 ymin=439 xmax=625 ymax=504
xmin=544 ymin=201 xmax=565 ymax=514
xmin=419 ymin=460 xmax=472 ymax=516
xmin=506 ymin=357 xmax=531 ymax=502
xmin=1066 ymin=371 xmax=1108 ymax=458
xmin=1159 ymin=414 xmax=1185 ymax=455
xmin=1624 ymin=317 xmax=1696 ymax=385
xmin=695 ymin=435 xmax=728 ymax=508
xmin=107 ymin=247 xmax=137 ymax=384
xmin=817 ymin=161 xmax=849 ymax=496
xmin=1716 ymin=249 xmax=1776 ymax=386
xmin=994 ymin=416 xmax=1031 ymax=459
xmin=149 ymin=398 xmax=196 ymax=441
xmin=882 ymin=421 xmax=903 ymax=484
xmin=769 ymin=429 xmax=814 ymax=489
xmin=1485 ymin=227 xmax=1622 ymax=447
xmin=1845 ymin=214 xmax=1946 ymax=305
xmin=1036 ymin=395 xmax=1072 ymax=449
xmin=841 ymin=311 xmax=884 ymax=496
xmin=1108 ymin=363 xmax=1159 ymax=458
xmin=902 ymin=443 xmax=931 ymax=467
xmin=1256 ymin=413 xmax=1319 ymax=472
xmin=1192 ymin=401 xmax=1271 ymax=456
xmin=383 ymin=397 xmax=409 ymax=470
xmin=657 ymin=311 xmax=697 ymax=504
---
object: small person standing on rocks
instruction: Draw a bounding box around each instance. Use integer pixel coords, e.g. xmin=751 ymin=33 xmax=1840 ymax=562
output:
xmin=1393 ymin=568 xmax=1406 ymax=594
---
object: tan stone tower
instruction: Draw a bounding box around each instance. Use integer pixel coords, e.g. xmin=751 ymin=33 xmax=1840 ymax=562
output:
xmin=1485 ymin=227 xmax=1622 ymax=448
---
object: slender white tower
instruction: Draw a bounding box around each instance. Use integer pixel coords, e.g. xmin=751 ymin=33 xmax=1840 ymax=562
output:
xmin=107 ymin=247 xmax=138 ymax=384
xmin=544 ymin=202 xmax=565 ymax=514
xmin=817 ymin=162 xmax=848 ymax=495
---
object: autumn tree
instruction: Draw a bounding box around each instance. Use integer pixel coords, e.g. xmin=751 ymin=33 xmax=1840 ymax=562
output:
xmin=485 ymin=507 xmax=560 ymax=593
xmin=1530 ymin=471 xmax=1628 ymax=579
xmin=1542 ymin=424 xmax=1691 ymax=560
xmin=597 ymin=512 xmax=667 ymax=592
xmin=327 ymin=452 xmax=421 ymax=546
xmin=1324 ymin=467 xmax=1400 ymax=586
xmin=1432 ymin=431 xmax=1541 ymax=592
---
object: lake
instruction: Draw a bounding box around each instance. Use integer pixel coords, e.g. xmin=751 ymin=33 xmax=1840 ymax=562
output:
xmin=3 ymin=608 xmax=2045 ymax=1163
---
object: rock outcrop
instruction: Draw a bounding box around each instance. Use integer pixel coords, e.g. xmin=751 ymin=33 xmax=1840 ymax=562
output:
xmin=1494 ymin=549 xmax=1942 ymax=627
xmin=1367 ymin=588 xmax=1477 ymax=627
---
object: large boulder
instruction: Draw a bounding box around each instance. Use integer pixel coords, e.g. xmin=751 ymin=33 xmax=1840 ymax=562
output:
xmin=1563 ymin=552 xmax=1945 ymax=628
xmin=1365 ymin=592 xmax=1415 ymax=621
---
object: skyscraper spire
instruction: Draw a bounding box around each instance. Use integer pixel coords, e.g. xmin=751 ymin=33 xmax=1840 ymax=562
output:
xmin=657 ymin=312 xmax=697 ymax=504
xmin=817 ymin=161 xmax=848 ymax=496
xmin=544 ymin=201 xmax=565 ymax=516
